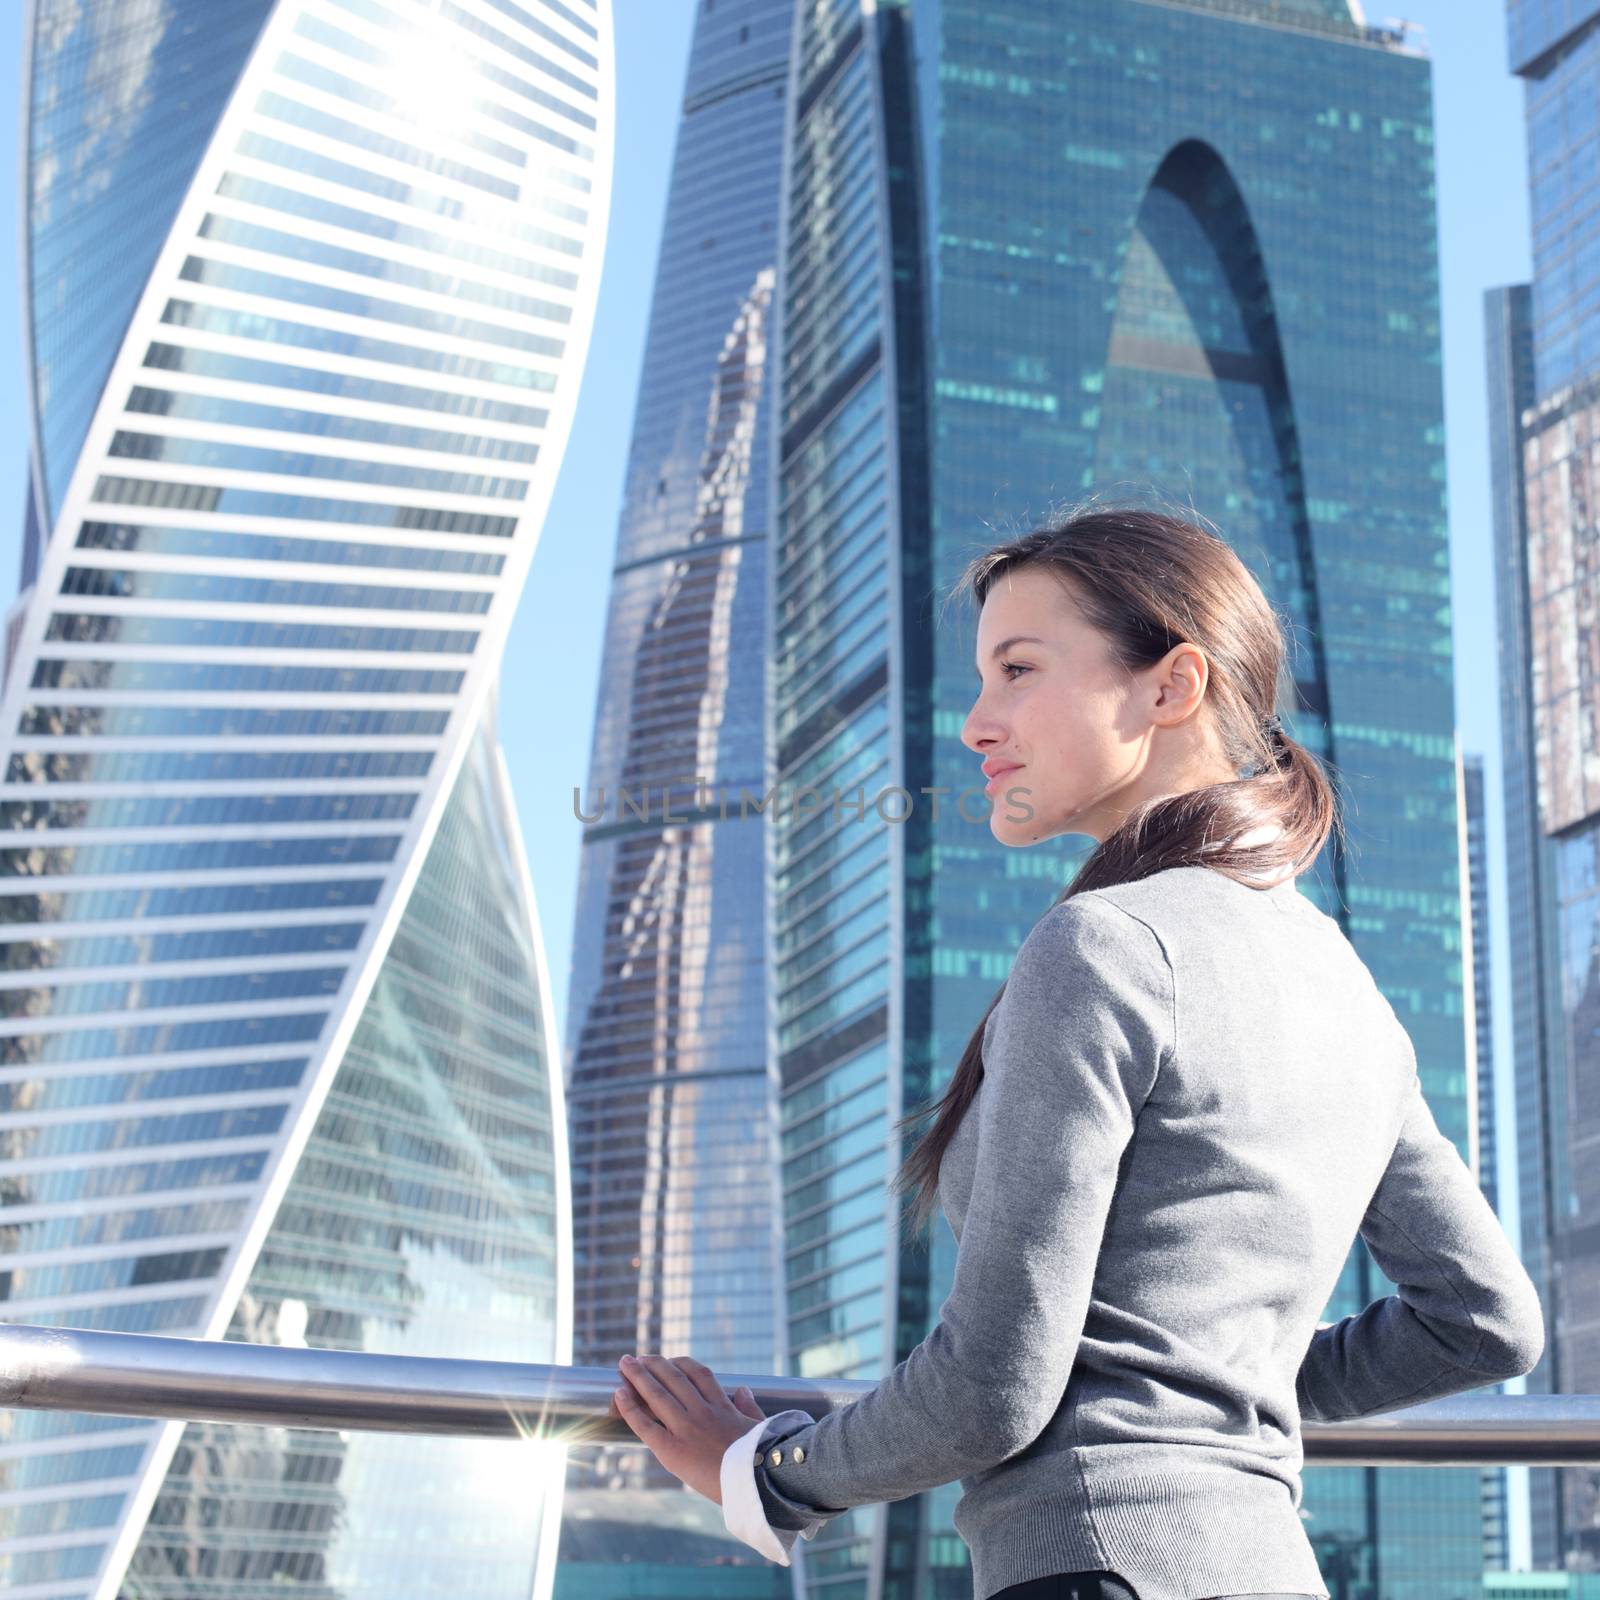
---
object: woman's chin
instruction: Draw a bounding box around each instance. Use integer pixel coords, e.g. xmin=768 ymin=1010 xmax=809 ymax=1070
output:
xmin=988 ymin=813 xmax=1037 ymax=847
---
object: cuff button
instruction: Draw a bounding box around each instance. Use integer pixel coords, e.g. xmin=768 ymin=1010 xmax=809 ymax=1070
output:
xmin=792 ymin=1446 xmax=805 ymax=1463
xmin=767 ymin=1448 xmax=783 ymax=1467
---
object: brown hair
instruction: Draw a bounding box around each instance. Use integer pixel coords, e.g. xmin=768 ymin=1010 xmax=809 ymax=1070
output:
xmin=889 ymin=504 xmax=1346 ymax=1238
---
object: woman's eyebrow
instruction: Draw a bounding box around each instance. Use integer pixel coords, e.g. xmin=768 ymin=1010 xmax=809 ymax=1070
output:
xmin=975 ymin=634 xmax=1048 ymax=673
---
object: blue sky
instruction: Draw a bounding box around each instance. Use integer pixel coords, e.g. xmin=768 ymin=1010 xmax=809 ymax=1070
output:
xmin=0 ymin=5 xmax=1534 ymax=1194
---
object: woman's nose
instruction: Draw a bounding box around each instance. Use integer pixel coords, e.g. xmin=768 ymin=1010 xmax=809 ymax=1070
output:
xmin=962 ymin=700 xmax=1001 ymax=753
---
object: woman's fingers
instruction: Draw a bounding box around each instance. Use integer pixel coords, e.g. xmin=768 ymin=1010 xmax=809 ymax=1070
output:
xmin=613 ymin=1384 xmax=665 ymax=1440
xmin=619 ymin=1354 xmax=692 ymax=1419
xmin=670 ymin=1355 xmax=728 ymax=1407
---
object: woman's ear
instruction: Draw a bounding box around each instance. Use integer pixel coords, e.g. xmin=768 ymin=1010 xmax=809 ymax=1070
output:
xmin=1151 ymin=641 xmax=1209 ymax=726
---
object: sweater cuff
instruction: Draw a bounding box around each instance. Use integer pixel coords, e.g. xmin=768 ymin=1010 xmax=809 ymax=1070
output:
xmin=721 ymin=1416 xmax=800 ymax=1563
xmin=720 ymin=1409 xmax=835 ymax=1560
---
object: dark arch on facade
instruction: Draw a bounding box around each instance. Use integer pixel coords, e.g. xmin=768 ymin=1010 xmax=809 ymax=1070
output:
xmin=1125 ymin=136 xmax=1351 ymax=919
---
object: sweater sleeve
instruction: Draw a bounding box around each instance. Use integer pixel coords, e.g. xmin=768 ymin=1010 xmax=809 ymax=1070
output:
xmin=755 ymin=894 xmax=1172 ymax=1517
xmin=1294 ymin=1062 xmax=1546 ymax=1424
xmin=721 ymin=1412 xmax=828 ymax=1559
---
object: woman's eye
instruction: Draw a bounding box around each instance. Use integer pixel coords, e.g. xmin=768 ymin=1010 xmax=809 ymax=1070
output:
xmin=1000 ymin=661 xmax=1029 ymax=680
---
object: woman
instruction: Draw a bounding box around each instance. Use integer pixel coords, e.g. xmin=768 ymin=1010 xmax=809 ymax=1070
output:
xmin=610 ymin=507 xmax=1545 ymax=1600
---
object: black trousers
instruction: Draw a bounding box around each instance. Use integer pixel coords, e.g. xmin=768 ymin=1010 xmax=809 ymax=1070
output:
xmin=990 ymin=1573 xmax=1321 ymax=1600
xmin=990 ymin=1574 xmax=1142 ymax=1600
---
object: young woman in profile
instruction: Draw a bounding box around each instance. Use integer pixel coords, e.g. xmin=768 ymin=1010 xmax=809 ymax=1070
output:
xmin=609 ymin=507 xmax=1545 ymax=1600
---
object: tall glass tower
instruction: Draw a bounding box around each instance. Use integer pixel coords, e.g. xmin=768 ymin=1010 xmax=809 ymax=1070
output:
xmin=771 ymin=2 xmax=1473 ymax=1596
xmin=1486 ymin=276 xmax=1571 ymax=1570
xmin=556 ymin=3 xmax=793 ymax=1594
xmin=0 ymin=2 xmax=611 ymax=1596
xmin=1461 ymin=747 xmax=1513 ymax=1574
xmin=1490 ymin=0 xmax=1600 ymax=1569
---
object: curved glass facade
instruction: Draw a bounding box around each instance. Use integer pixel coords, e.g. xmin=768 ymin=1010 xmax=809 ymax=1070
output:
xmin=767 ymin=7 xmax=925 ymax=1591
xmin=1 ymin=1 xmax=608 ymax=1594
xmin=25 ymin=0 xmax=279 ymax=531
xmin=555 ymin=2 xmax=792 ymax=1596
xmin=773 ymin=2 xmax=1466 ymax=1596
xmin=120 ymin=700 xmax=567 ymax=1600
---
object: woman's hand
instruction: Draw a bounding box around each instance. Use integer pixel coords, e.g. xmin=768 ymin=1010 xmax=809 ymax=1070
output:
xmin=612 ymin=1353 xmax=768 ymax=1505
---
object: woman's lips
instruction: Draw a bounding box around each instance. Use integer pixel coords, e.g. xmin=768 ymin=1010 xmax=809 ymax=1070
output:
xmin=984 ymin=764 xmax=1023 ymax=795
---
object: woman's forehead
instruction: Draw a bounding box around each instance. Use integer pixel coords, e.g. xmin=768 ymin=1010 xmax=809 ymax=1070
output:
xmin=981 ymin=567 xmax=1081 ymax=631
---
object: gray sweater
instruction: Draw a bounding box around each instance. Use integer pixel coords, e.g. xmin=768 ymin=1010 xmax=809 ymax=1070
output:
xmin=747 ymin=863 xmax=1545 ymax=1599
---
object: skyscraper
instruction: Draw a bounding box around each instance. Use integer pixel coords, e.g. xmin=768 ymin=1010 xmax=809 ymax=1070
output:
xmin=771 ymin=2 xmax=1473 ymax=1595
xmin=0 ymin=2 xmax=611 ymax=1595
xmin=557 ymin=2 xmax=793 ymax=1592
xmin=1491 ymin=0 xmax=1600 ymax=1569
xmin=1485 ymin=276 xmax=1568 ymax=1570
xmin=1461 ymin=746 xmax=1513 ymax=1574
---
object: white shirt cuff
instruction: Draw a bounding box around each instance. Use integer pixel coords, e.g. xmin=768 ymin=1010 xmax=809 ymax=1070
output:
xmin=720 ymin=1415 xmax=827 ymax=1563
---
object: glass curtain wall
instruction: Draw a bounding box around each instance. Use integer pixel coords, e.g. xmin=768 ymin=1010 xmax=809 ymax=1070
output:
xmin=0 ymin=2 xmax=609 ymax=1594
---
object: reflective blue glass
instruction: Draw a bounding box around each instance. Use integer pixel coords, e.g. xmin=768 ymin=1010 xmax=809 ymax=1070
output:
xmin=25 ymin=0 xmax=277 ymax=525
xmin=455 ymin=0 xmax=598 ymax=68
xmin=58 ymin=564 xmax=494 ymax=615
xmin=0 ymin=1013 xmax=326 ymax=1068
xmin=0 ymin=1442 xmax=147 ymax=1489
xmin=109 ymin=426 xmax=531 ymax=500
xmin=0 ymin=877 xmax=383 ymax=925
xmin=432 ymin=0 xmax=601 ymax=102
xmin=159 ymin=297 xmax=557 ymax=397
xmin=556 ymin=2 xmax=791 ymax=1593
xmin=769 ymin=42 xmax=895 ymax=1485
xmin=0 ymin=1063 xmax=308 ymax=1113
xmin=1 ymin=1106 xmax=286 ymax=1165
xmin=1501 ymin=0 xmax=1600 ymax=1555
xmin=179 ymin=213 xmax=568 ymax=326
xmin=4 ymin=748 xmax=430 ymax=784
xmin=3 ymin=1247 xmax=231 ymax=1306
xmin=0 ymin=792 xmax=413 ymax=830
xmin=124 ymin=719 xmax=565 ymax=1600
xmin=16 ymin=705 xmax=447 ymax=739
xmin=143 ymin=342 xmax=550 ymax=430
xmin=10 ymin=1152 xmax=269 ymax=1210
xmin=1508 ymin=0 xmax=1600 ymax=73
xmin=0 ymin=1490 xmax=126 ymax=1540
xmin=45 ymin=613 xmax=479 ymax=653
xmin=0 ymin=1203 xmax=251 ymax=1266
xmin=0 ymin=834 xmax=399 ymax=877
xmin=92 ymin=464 xmax=519 ymax=534
xmin=76 ymin=519 xmax=502 ymax=577
xmin=0 ymin=924 xmax=357 ymax=975
xmin=32 ymin=655 xmax=465 ymax=694
xmin=1523 ymin=23 xmax=1600 ymax=392
xmin=1 ymin=965 xmax=345 ymax=1021
xmin=233 ymin=117 xmax=585 ymax=228
xmin=217 ymin=166 xmax=581 ymax=287
xmin=175 ymin=255 xmax=565 ymax=365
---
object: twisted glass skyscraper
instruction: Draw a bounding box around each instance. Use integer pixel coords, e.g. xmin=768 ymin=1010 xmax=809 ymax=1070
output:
xmin=0 ymin=1 xmax=610 ymax=1594
xmin=771 ymin=2 xmax=1471 ymax=1596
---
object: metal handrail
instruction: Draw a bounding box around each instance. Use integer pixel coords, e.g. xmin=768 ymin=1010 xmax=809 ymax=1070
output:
xmin=0 ymin=1323 xmax=1594 ymax=1464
